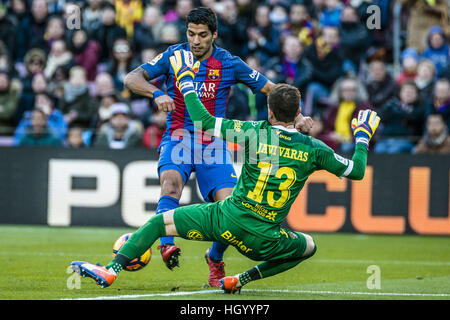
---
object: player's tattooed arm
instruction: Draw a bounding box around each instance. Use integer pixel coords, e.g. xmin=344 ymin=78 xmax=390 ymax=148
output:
xmin=124 ymin=67 xmax=176 ymax=113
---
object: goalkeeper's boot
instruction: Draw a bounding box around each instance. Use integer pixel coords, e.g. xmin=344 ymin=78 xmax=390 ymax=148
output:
xmin=158 ymin=244 xmax=181 ymax=270
xmin=220 ymin=276 xmax=242 ymax=294
xmin=70 ymin=261 xmax=116 ymax=288
xmin=205 ymin=249 xmax=226 ymax=287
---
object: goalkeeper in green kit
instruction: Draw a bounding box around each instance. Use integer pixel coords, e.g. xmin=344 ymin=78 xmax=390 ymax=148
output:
xmin=71 ymin=50 xmax=380 ymax=293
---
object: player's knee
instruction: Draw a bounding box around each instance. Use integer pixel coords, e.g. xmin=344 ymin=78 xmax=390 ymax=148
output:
xmin=160 ymin=175 xmax=183 ymax=198
xmin=300 ymin=233 xmax=317 ymax=259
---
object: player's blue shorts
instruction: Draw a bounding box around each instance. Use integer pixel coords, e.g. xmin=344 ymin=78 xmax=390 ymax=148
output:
xmin=157 ymin=135 xmax=238 ymax=202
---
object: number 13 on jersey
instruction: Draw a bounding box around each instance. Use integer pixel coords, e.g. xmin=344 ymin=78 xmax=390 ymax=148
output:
xmin=246 ymin=161 xmax=297 ymax=208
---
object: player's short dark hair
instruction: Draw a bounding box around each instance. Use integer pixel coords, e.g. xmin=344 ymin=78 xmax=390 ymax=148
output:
xmin=268 ymin=84 xmax=301 ymax=123
xmin=186 ymin=7 xmax=218 ymax=34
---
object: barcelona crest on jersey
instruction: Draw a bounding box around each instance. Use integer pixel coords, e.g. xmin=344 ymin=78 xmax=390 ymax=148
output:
xmin=208 ymin=69 xmax=220 ymax=80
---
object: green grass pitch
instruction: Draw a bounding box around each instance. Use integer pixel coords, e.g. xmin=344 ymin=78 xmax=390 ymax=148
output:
xmin=0 ymin=225 xmax=449 ymax=300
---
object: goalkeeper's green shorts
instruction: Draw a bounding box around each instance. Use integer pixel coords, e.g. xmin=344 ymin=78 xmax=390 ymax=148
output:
xmin=173 ymin=201 xmax=308 ymax=261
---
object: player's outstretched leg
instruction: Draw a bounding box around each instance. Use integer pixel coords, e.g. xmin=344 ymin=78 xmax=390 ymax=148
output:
xmin=205 ymin=244 xmax=227 ymax=287
xmin=71 ymin=261 xmax=117 ymax=288
xmin=221 ymin=233 xmax=317 ymax=294
xmin=71 ymin=214 xmax=167 ymax=288
xmin=156 ymin=195 xmax=181 ymax=270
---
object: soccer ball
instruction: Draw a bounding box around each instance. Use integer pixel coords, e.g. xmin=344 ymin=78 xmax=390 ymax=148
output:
xmin=112 ymin=233 xmax=152 ymax=271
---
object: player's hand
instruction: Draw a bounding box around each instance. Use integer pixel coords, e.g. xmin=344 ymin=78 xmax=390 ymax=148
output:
xmin=351 ymin=109 xmax=380 ymax=148
xmin=154 ymin=94 xmax=175 ymax=113
xmin=169 ymin=49 xmax=200 ymax=96
xmin=294 ymin=114 xmax=314 ymax=133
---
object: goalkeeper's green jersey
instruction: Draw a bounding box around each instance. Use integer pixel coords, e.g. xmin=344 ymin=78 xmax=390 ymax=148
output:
xmin=184 ymin=92 xmax=367 ymax=240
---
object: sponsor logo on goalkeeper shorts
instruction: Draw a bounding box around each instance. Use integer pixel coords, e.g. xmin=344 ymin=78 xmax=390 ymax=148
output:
xmin=221 ymin=230 xmax=253 ymax=253
xmin=187 ymin=229 xmax=204 ymax=241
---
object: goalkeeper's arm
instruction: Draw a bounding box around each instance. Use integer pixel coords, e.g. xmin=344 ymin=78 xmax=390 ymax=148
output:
xmin=183 ymin=91 xmax=216 ymax=132
xmin=168 ymin=49 xmax=217 ymax=132
xmin=315 ymin=109 xmax=380 ymax=181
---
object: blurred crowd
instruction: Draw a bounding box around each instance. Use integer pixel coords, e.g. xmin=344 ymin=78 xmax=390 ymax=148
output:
xmin=0 ymin=0 xmax=449 ymax=154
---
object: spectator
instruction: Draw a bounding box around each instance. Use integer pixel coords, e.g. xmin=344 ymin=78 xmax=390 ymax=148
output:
xmin=318 ymin=0 xmax=343 ymax=28
xmin=308 ymin=113 xmax=339 ymax=151
xmin=309 ymin=0 xmax=327 ymax=21
xmin=59 ymin=66 xmax=98 ymax=128
xmin=264 ymin=35 xmax=312 ymax=95
xmin=91 ymin=92 xmax=120 ymax=131
xmin=172 ymin=0 xmax=194 ymax=42
xmin=396 ymin=47 xmax=419 ymax=85
xmin=92 ymin=1 xmax=127 ymax=63
xmin=106 ymin=38 xmax=134 ymax=93
xmin=303 ymin=26 xmax=343 ymax=116
xmin=93 ymin=71 xmax=117 ymax=98
xmin=14 ymin=92 xmax=67 ymax=144
xmin=16 ymin=107 xmax=62 ymax=146
xmin=243 ymin=4 xmax=280 ymax=66
xmin=159 ymin=23 xmax=181 ymax=46
xmin=322 ymin=76 xmax=371 ymax=153
xmin=0 ymin=2 xmax=17 ymax=64
xmin=69 ymin=28 xmax=101 ymax=82
xmin=441 ymin=62 xmax=450 ymax=81
xmin=47 ymin=65 xmax=68 ymax=99
xmin=46 ymin=0 xmax=66 ymax=15
xmin=43 ymin=15 xmax=65 ymax=50
xmin=15 ymin=70 xmax=47 ymax=125
xmin=421 ymin=25 xmax=450 ymax=78
xmin=16 ymin=0 xmax=49 ymax=61
xmin=398 ymin=0 xmax=449 ymax=53
xmin=0 ymin=42 xmax=11 ymax=75
xmin=425 ymin=78 xmax=450 ymax=130
xmin=66 ymin=123 xmax=87 ymax=148
xmin=365 ymin=59 xmax=399 ymax=111
xmin=114 ymin=0 xmax=144 ymax=39
xmin=0 ymin=71 xmax=21 ymax=135
xmin=415 ymin=59 xmax=436 ymax=107
xmin=93 ymin=102 xmax=142 ymax=149
xmin=282 ymin=2 xmax=315 ymax=47
xmin=8 ymin=0 xmax=29 ymax=31
xmin=268 ymin=3 xmax=289 ymax=32
xmin=82 ymin=0 xmax=104 ymax=37
xmin=375 ymin=80 xmax=426 ymax=153
xmin=338 ymin=5 xmax=371 ymax=73
xmin=44 ymin=39 xmax=74 ymax=80
xmin=225 ymin=83 xmax=252 ymax=121
xmin=235 ymin=0 xmax=253 ymax=28
xmin=133 ymin=5 xmax=165 ymax=53
xmin=216 ymin=0 xmax=248 ymax=56
xmin=414 ymin=113 xmax=450 ymax=154
xmin=143 ymin=109 xmax=167 ymax=149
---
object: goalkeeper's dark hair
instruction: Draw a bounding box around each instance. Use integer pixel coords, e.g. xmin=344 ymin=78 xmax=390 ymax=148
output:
xmin=186 ymin=7 xmax=218 ymax=34
xmin=268 ymin=84 xmax=301 ymax=123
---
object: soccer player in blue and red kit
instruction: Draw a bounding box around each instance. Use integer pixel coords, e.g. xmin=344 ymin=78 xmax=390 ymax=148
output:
xmin=124 ymin=7 xmax=313 ymax=287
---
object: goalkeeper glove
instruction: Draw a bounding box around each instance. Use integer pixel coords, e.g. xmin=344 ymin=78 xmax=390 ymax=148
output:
xmin=351 ymin=109 xmax=380 ymax=148
xmin=169 ymin=49 xmax=200 ymax=96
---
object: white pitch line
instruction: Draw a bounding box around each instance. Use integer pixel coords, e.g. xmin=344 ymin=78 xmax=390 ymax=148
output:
xmin=62 ymin=289 xmax=221 ymax=300
xmin=244 ymin=289 xmax=450 ymax=297
xmin=62 ymin=288 xmax=450 ymax=300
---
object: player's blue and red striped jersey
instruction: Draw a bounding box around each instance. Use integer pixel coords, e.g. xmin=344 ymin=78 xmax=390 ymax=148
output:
xmin=140 ymin=43 xmax=268 ymax=144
